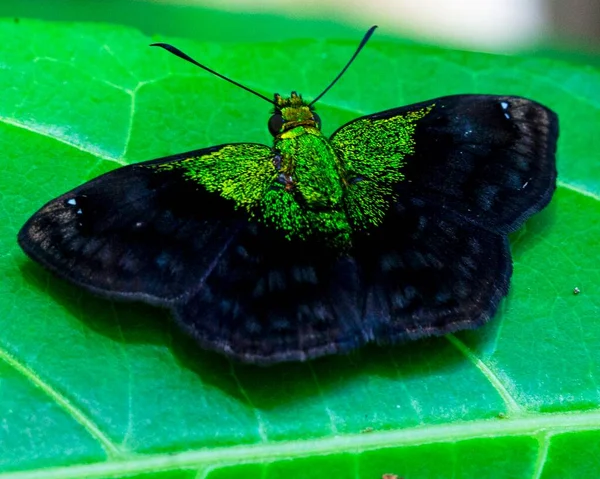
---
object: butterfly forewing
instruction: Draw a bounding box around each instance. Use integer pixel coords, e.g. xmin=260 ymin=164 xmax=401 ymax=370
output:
xmin=331 ymin=95 xmax=558 ymax=234
xmin=18 ymin=144 xmax=274 ymax=304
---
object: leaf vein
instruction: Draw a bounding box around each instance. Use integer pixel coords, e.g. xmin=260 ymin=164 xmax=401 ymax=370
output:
xmin=445 ymin=334 xmax=524 ymax=414
xmin=0 ymin=345 xmax=123 ymax=458
xmin=0 ymin=115 xmax=125 ymax=166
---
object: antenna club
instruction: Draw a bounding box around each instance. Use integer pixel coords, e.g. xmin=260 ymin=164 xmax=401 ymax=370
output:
xmin=151 ymin=42 xmax=274 ymax=105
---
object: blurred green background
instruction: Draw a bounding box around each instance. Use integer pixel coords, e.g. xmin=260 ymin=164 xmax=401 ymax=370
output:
xmin=2 ymin=0 xmax=599 ymax=55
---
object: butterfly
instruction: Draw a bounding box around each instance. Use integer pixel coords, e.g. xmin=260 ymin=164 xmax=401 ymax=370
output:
xmin=18 ymin=27 xmax=558 ymax=365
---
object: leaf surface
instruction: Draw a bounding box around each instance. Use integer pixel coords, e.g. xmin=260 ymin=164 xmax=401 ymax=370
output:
xmin=1 ymin=19 xmax=599 ymax=479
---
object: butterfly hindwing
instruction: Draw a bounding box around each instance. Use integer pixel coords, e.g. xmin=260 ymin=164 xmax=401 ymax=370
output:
xmin=331 ymin=94 xmax=558 ymax=234
xmin=354 ymin=200 xmax=512 ymax=342
xmin=18 ymin=143 xmax=275 ymax=304
xmin=174 ymin=224 xmax=366 ymax=363
xmin=172 ymin=197 xmax=512 ymax=364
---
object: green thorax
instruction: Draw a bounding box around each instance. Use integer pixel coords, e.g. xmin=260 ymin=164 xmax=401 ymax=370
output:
xmin=265 ymin=92 xmax=350 ymax=246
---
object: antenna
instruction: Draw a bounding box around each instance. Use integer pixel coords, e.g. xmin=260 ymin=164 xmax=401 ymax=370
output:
xmin=151 ymin=42 xmax=275 ymax=105
xmin=151 ymin=25 xmax=378 ymax=107
xmin=309 ymin=25 xmax=377 ymax=106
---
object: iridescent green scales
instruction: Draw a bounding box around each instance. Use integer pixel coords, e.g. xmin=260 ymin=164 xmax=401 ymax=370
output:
xmin=331 ymin=105 xmax=433 ymax=229
xmin=146 ymin=94 xmax=433 ymax=247
xmin=147 ymin=144 xmax=276 ymax=207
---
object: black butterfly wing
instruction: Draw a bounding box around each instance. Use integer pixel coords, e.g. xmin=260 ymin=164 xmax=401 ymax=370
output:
xmin=18 ymin=143 xmax=275 ymax=305
xmin=173 ymin=200 xmax=512 ymax=364
xmin=354 ymin=201 xmax=512 ymax=343
xmin=406 ymin=95 xmax=557 ymax=233
xmin=174 ymin=224 xmax=366 ymax=363
xmin=286 ymin=94 xmax=557 ymax=357
xmin=332 ymin=94 xmax=558 ymax=234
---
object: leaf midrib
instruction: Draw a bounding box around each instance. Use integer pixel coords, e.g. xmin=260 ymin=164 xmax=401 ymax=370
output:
xmin=1 ymin=409 xmax=600 ymax=479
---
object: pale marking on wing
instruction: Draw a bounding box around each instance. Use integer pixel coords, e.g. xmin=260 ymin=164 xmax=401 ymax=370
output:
xmin=0 ymin=345 xmax=123 ymax=458
xmin=4 ymin=410 xmax=600 ymax=479
xmin=446 ymin=334 xmax=524 ymax=415
xmin=307 ymin=362 xmax=339 ymax=435
xmin=531 ymin=432 xmax=550 ymax=479
xmin=229 ymin=361 xmax=268 ymax=443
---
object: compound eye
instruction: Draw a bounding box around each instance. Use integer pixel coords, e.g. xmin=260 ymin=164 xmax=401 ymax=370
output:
xmin=268 ymin=113 xmax=284 ymax=136
xmin=312 ymin=112 xmax=322 ymax=129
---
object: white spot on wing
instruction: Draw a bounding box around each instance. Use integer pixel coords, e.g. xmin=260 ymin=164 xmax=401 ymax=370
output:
xmin=500 ymin=101 xmax=511 ymax=119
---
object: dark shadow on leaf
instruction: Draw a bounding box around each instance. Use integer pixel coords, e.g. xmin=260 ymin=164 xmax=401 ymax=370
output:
xmin=509 ymin=198 xmax=557 ymax=257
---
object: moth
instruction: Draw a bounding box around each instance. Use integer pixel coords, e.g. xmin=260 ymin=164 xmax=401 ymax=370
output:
xmin=18 ymin=27 xmax=558 ymax=364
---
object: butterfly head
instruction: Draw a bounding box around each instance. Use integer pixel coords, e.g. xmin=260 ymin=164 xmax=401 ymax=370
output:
xmin=268 ymin=92 xmax=322 ymax=136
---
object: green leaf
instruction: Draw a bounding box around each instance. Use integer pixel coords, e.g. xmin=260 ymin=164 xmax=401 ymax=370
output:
xmin=1 ymin=18 xmax=599 ymax=479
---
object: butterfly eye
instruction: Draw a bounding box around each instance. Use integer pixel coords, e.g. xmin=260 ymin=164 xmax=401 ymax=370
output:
xmin=312 ymin=113 xmax=322 ymax=129
xmin=268 ymin=113 xmax=284 ymax=136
